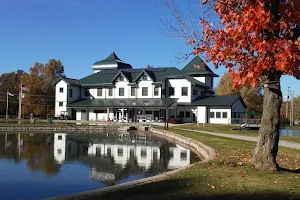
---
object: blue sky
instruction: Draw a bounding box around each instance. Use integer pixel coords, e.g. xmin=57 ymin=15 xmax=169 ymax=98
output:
xmin=0 ymin=0 xmax=298 ymax=98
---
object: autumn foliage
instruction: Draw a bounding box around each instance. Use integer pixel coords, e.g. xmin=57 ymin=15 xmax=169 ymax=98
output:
xmin=187 ymin=0 xmax=300 ymax=88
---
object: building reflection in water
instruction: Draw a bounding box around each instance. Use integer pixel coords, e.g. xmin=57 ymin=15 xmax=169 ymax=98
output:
xmin=0 ymin=132 xmax=197 ymax=186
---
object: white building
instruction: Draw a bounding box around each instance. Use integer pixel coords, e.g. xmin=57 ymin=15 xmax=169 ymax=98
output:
xmin=54 ymin=52 xmax=245 ymax=124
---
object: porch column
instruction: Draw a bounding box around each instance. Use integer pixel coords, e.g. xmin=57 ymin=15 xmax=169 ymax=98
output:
xmin=121 ymin=108 xmax=124 ymax=122
xmin=165 ymin=108 xmax=169 ymax=130
xmin=86 ymin=108 xmax=89 ymax=121
xmin=107 ymin=107 xmax=109 ymax=121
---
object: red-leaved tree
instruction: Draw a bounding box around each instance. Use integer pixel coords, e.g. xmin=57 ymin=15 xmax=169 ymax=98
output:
xmin=162 ymin=0 xmax=300 ymax=170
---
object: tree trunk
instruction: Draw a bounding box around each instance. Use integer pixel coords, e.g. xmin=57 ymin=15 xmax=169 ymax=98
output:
xmin=252 ymin=72 xmax=282 ymax=170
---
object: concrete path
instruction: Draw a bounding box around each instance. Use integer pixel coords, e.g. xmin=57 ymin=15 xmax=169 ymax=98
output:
xmin=176 ymin=128 xmax=300 ymax=150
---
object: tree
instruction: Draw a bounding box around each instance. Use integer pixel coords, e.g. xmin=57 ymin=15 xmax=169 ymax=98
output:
xmin=162 ymin=0 xmax=300 ymax=170
xmin=22 ymin=59 xmax=65 ymax=116
xmin=216 ymin=72 xmax=263 ymax=114
xmin=0 ymin=70 xmax=26 ymax=116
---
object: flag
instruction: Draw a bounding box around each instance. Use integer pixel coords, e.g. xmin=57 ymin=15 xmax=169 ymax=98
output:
xmin=21 ymin=93 xmax=25 ymax=99
xmin=8 ymin=92 xmax=14 ymax=97
xmin=22 ymin=84 xmax=30 ymax=92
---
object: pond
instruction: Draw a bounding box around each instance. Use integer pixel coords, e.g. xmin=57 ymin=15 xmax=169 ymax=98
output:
xmin=0 ymin=132 xmax=199 ymax=200
xmin=280 ymin=129 xmax=300 ymax=137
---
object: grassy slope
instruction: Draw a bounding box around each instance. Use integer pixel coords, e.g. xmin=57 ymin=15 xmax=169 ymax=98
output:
xmin=93 ymin=128 xmax=300 ymax=200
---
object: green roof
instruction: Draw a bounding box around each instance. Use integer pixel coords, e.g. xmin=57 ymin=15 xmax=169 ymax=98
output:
xmin=53 ymin=77 xmax=80 ymax=86
xmin=190 ymin=96 xmax=245 ymax=107
xmin=182 ymin=56 xmax=219 ymax=77
xmin=80 ymin=67 xmax=209 ymax=88
xmin=92 ymin=52 xmax=132 ymax=69
xmin=67 ymin=98 xmax=178 ymax=108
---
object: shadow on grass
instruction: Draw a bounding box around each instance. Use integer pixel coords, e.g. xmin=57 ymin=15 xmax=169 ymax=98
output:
xmin=81 ymin=178 xmax=299 ymax=200
xmin=280 ymin=167 xmax=300 ymax=174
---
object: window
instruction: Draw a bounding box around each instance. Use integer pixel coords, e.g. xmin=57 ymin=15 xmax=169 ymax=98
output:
xmin=145 ymin=111 xmax=152 ymax=115
xmin=57 ymin=149 xmax=62 ymax=155
xmin=131 ymin=87 xmax=136 ymax=96
xmin=108 ymin=88 xmax=113 ymax=96
xmin=69 ymin=89 xmax=73 ymax=98
xmin=180 ymin=150 xmax=187 ymax=161
xmin=185 ymin=111 xmax=191 ymax=118
xmin=142 ymin=74 xmax=148 ymax=80
xmin=84 ymin=88 xmax=89 ymax=96
xmin=142 ymin=87 xmax=148 ymax=96
xmin=179 ymin=111 xmax=184 ymax=118
xmin=119 ymin=76 xmax=124 ymax=81
xmin=154 ymin=86 xmax=159 ymax=96
xmin=169 ymin=87 xmax=175 ymax=96
xmin=59 ymin=87 xmax=63 ymax=93
xmin=119 ymin=88 xmax=124 ymax=96
xmin=58 ymin=135 xmax=62 ymax=140
xmin=94 ymin=110 xmax=107 ymax=113
xmin=181 ymin=87 xmax=188 ymax=96
xmin=222 ymin=112 xmax=228 ymax=118
xmin=209 ymin=112 xmax=215 ymax=118
xmin=96 ymin=148 xmax=101 ymax=155
xmin=216 ymin=112 xmax=221 ymax=118
xmin=97 ymin=88 xmax=102 ymax=96
xmin=59 ymin=102 xmax=63 ymax=107
xmin=193 ymin=89 xmax=198 ymax=96
xmin=117 ymin=148 xmax=123 ymax=156
xmin=201 ymin=91 xmax=204 ymax=96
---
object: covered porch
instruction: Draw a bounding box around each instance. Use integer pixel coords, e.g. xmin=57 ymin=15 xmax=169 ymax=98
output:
xmin=67 ymin=98 xmax=178 ymax=123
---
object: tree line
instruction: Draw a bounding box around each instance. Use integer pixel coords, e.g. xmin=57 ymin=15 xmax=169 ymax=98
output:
xmin=0 ymin=59 xmax=64 ymax=118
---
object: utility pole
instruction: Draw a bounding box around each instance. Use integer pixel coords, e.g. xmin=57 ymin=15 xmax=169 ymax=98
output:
xmin=290 ymin=91 xmax=294 ymax=127
xmin=286 ymin=87 xmax=290 ymax=119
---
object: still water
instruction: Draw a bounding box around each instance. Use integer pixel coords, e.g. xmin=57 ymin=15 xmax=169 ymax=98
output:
xmin=0 ymin=132 xmax=198 ymax=200
xmin=280 ymin=129 xmax=300 ymax=137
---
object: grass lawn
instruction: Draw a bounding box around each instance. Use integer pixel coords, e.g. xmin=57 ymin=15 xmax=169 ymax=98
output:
xmin=176 ymin=123 xmax=300 ymax=144
xmin=94 ymin=128 xmax=300 ymax=200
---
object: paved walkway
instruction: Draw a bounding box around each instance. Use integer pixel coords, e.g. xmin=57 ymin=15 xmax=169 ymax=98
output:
xmin=176 ymin=128 xmax=300 ymax=150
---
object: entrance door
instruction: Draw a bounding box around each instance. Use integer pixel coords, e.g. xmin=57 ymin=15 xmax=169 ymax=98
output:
xmin=154 ymin=111 xmax=159 ymax=122
xmin=81 ymin=110 xmax=87 ymax=121
xmin=72 ymin=109 xmax=76 ymax=120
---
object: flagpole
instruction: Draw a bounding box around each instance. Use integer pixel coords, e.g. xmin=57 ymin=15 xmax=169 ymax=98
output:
xmin=6 ymin=91 xmax=8 ymax=123
xmin=18 ymin=82 xmax=22 ymax=124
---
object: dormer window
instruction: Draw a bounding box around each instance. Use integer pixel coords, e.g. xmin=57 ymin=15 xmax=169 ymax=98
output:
xmin=142 ymin=74 xmax=148 ymax=80
xmin=119 ymin=76 xmax=124 ymax=81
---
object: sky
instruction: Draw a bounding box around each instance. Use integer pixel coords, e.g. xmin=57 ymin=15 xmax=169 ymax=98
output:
xmin=0 ymin=0 xmax=298 ymax=98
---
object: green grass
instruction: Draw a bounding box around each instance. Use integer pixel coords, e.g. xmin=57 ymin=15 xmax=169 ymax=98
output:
xmin=176 ymin=123 xmax=300 ymax=144
xmin=92 ymin=128 xmax=300 ymax=200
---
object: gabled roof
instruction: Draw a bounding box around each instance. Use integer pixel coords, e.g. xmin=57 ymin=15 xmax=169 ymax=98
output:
xmin=111 ymin=71 xmax=132 ymax=82
xmin=67 ymin=98 xmax=178 ymax=108
xmin=190 ymin=95 xmax=246 ymax=107
xmin=133 ymin=70 xmax=156 ymax=82
xmin=92 ymin=52 xmax=132 ymax=70
xmin=53 ymin=77 xmax=80 ymax=86
xmin=182 ymin=56 xmax=219 ymax=77
xmin=80 ymin=67 xmax=210 ymax=88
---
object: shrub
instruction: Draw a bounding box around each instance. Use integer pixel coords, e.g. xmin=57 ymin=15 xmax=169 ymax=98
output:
xmin=168 ymin=118 xmax=184 ymax=124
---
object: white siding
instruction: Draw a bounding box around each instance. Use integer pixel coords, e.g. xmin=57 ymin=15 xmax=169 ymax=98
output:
xmin=194 ymin=77 xmax=205 ymax=83
xmin=209 ymin=108 xmax=231 ymax=124
xmin=137 ymin=80 xmax=154 ymax=98
xmin=168 ymin=79 xmax=191 ymax=103
xmin=55 ymin=80 xmax=68 ymax=117
xmin=115 ymin=80 xmax=130 ymax=98
xmin=197 ymin=106 xmax=207 ymax=123
xmin=194 ymin=76 xmax=213 ymax=89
